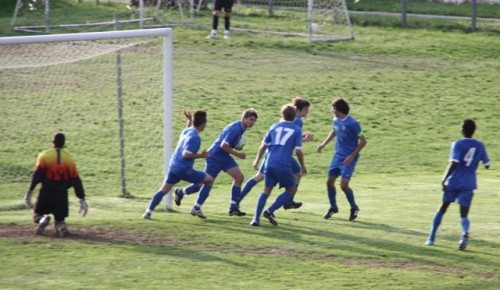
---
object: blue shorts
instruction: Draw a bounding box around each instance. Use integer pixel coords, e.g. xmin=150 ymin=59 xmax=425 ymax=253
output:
xmin=291 ymin=158 xmax=301 ymax=174
xmin=204 ymin=154 xmax=238 ymax=178
xmin=443 ymin=190 xmax=474 ymax=207
xmin=264 ymin=166 xmax=295 ymax=189
xmin=258 ymin=161 xmax=266 ymax=174
xmin=166 ymin=168 xmax=206 ymax=185
xmin=328 ymin=155 xmax=359 ymax=179
xmin=258 ymin=154 xmax=268 ymax=174
xmin=260 ymin=157 xmax=299 ymax=175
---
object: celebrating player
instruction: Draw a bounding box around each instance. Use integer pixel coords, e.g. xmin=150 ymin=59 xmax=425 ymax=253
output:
xmin=425 ymin=119 xmax=490 ymax=250
xmin=317 ymin=98 xmax=367 ymax=221
xmin=250 ymin=104 xmax=306 ymax=226
xmin=238 ymin=97 xmax=313 ymax=210
xmin=142 ymin=110 xmax=213 ymax=220
xmin=174 ymin=109 xmax=258 ymax=219
xmin=24 ymin=132 xmax=88 ymax=236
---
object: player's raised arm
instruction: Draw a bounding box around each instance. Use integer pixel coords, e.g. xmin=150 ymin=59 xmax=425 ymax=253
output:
xmin=183 ymin=109 xmax=193 ymax=127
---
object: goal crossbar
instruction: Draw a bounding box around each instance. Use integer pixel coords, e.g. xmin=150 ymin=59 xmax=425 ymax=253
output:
xmin=0 ymin=28 xmax=172 ymax=45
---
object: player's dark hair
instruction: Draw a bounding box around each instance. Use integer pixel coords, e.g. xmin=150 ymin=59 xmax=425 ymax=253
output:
xmin=53 ymin=132 xmax=65 ymax=148
xmin=281 ymin=104 xmax=296 ymax=121
xmin=193 ymin=111 xmax=207 ymax=127
xmin=292 ymin=97 xmax=310 ymax=111
xmin=332 ymin=98 xmax=350 ymax=115
xmin=462 ymin=119 xmax=476 ymax=138
xmin=242 ymin=108 xmax=259 ymax=120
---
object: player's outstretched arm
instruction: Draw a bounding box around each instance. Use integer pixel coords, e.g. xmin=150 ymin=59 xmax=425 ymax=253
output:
xmin=316 ymin=130 xmax=335 ymax=153
xmin=253 ymin=143 xmax=267 ymax=170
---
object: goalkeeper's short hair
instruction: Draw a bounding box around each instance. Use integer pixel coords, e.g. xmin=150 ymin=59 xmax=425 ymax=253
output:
xmin=53 ymin=132 xmax=66 ymax=148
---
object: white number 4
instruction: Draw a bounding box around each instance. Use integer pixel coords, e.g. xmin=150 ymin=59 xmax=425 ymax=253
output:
xmin=463 ymin=147 xmax=476 ymax=167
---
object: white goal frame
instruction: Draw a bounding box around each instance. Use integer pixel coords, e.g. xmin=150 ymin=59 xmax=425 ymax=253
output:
xmin=0 ymin=28 xmax=174 ymax=207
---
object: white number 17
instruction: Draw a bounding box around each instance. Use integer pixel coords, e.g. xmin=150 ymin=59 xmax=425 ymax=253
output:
xmin=274 ymin=127 xmax=295 ymax=145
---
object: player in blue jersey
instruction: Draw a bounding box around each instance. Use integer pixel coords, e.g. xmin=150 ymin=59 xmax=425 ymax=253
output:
xmin=142 ymin=110 xmax=214 ymax=220
xmin=238 ymin=97 xmax=313 ymax=211
xmin=425 ymin=119 xmax=490 ymax=250
xmin=317 ymin=98 xmax=367 ymax=222
xmin=250 ymin=104 xmax=307 ymax=226
xmin=174 ymin=109 xmax=258 ymax=219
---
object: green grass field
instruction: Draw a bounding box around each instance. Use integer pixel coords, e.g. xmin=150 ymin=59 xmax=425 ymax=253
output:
xmin=1 ymin=1 xmax=500 ymax=289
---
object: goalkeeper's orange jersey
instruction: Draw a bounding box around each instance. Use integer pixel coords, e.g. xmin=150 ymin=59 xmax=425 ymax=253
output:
xmin=29 ymin=148 xmax=85 ymax=198
xmin=35 ymin=148 xmax=80 ymax=181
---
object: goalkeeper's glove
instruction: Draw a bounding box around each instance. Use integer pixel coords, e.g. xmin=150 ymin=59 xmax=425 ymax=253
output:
xmin=24 ymin=190 xmax=34 ymax=209
xmin=79 ymin=199 xmax=88 ymax=217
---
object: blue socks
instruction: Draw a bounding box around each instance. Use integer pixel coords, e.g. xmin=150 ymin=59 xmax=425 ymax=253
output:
xmin=460 ymin=217 xmax=470 ymax=235
xmin=345 ymin=188 xmax=358 ymax=209
xmin=253 ymin=193 xmax=268 ymax=223
xmin=194 ymin=184 xmax=212 ymax=210
xmin=268 ymin=191 xmax=293 ymax=213
xmin=184 ymin=183 xmax=201 ymax=195
xmin=240 ymin=178 xmax=257 ymax=203
xmin=229 ymin=185 xmax=241 ymax=210
xmin=327 ymin=187 xmax=337 ymax=209
xmin=147 ymin=190 xmax=165 ymax=212
xmin=428 ymin=211 xmax=444 ymax=241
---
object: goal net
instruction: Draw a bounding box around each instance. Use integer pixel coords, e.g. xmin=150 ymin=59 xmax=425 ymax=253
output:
xmin=11 ymin=0 xmax=154 ymax=34
xmin=154 ymin=0 xmax=354 ymax=41
xmin=0 ymin=29 xmax=174 ymax=205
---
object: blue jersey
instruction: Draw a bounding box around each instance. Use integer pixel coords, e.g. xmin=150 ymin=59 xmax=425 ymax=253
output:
xmin=444 ymin=138 xmax=490 ymax=191
xmin=209 ymin=120 xmax=246 ymax=158
xmin=263 ymin=121 xmax=302 ymax=169
xmin=333 ymin=115 xmax=363 ymax=157
xmin=293 ymin=116 xmax=303 ymax=129
xmin=169 ymin=127 xmax=201 ymax=173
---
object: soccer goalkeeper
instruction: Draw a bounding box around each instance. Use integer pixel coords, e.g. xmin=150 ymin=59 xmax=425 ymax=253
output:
xmin=24 ymin=132 xmax=88 ymax=237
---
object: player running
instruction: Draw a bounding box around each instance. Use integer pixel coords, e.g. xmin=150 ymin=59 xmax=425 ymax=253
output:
xmin=142 ymin=110 xmax=213 ymax=220
xmin=250 ymin=104 xmax=306 ymax=226
xmin=425 ymin=119 xmax=490 ymax=250
xmin=238 ymin=97 xmax=313 ymax=211
xmin=173 ymin=109 xmax=258 ymax=219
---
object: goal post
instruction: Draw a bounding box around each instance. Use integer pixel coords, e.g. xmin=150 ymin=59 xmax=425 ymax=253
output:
xmin=154 ymin=0 xmax=354 ymax=41
xmin=0 ymin=28 xmax=174 ymax=208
